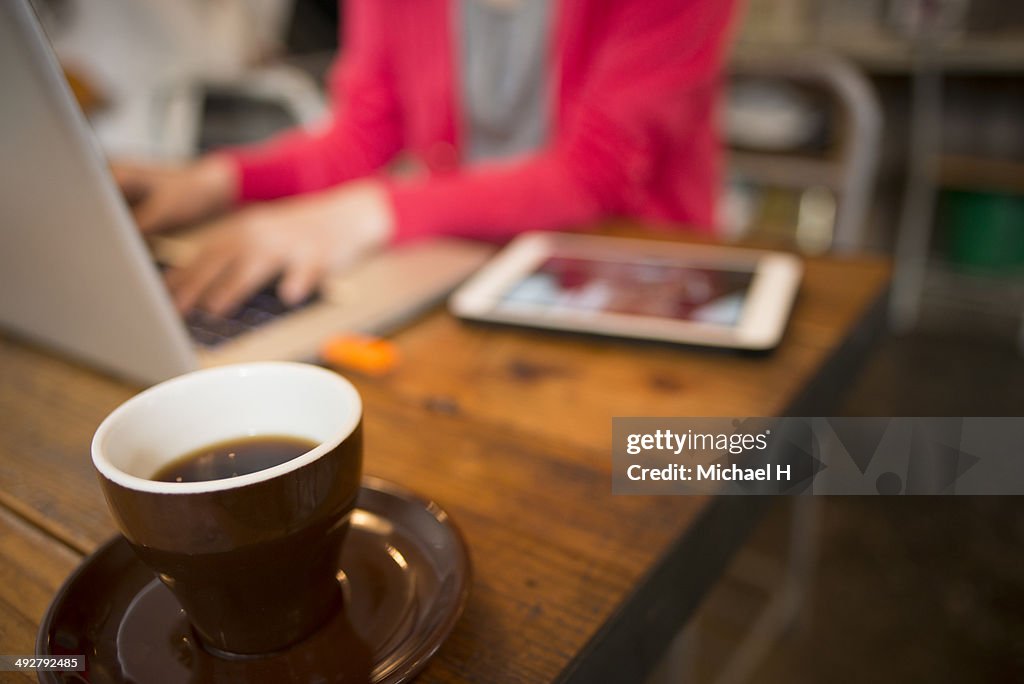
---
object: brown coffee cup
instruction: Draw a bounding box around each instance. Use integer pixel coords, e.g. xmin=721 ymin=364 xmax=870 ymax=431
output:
xmin=91 ymin=362 xmax=363 ymax=655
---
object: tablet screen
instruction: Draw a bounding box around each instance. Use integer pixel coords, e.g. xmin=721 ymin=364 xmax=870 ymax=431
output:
xmin=497 ymin=256 xmax=754 ymax=326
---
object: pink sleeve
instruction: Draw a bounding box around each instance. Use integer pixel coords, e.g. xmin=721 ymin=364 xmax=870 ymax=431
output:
xmin=224 ymin=0 xmax=403 ymax=201
xmin=387 ymin=0 xmax=736 ymax=243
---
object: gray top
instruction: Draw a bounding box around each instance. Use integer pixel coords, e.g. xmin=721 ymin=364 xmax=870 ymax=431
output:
xmin=459 ymin=0 xmax=552 ymax=163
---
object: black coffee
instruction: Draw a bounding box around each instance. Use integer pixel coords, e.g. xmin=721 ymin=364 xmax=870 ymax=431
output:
xmin=153 ymin=435 xmax=318 ymax=483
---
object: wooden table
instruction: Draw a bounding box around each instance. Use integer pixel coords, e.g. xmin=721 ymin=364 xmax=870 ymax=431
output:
xmin=0 ymin=233 xmax=890 ymax=683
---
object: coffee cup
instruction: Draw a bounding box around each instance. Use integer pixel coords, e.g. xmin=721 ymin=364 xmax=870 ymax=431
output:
xmin=91 ymin=362 xmax=363 ymax=655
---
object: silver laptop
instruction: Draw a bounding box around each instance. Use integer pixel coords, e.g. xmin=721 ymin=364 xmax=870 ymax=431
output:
xmin=0 ymin=0 xmax=491 ymax=386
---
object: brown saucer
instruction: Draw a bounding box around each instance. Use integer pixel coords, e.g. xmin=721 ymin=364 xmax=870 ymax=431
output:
xmin=36 ymin=477 xmax=470 ymax=684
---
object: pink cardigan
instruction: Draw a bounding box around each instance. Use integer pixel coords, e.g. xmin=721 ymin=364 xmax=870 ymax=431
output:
xmin=226 ymin=0 xmax=737 ymax=243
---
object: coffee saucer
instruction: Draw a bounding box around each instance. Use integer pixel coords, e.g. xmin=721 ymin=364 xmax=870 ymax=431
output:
xmin=36 ymin=477 xmax=471 ymax=684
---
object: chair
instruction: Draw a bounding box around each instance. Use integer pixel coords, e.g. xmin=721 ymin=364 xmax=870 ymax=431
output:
xmin=723 ymin=51 xmax=883 ymax=253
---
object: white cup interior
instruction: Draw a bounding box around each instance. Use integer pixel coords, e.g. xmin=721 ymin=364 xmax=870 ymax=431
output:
xmin=92 ymin=362 xmax=362 ymax=494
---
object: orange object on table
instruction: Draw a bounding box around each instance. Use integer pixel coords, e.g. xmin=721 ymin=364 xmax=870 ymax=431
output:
xmin=320 ymin=334 xmax=400 ymax=376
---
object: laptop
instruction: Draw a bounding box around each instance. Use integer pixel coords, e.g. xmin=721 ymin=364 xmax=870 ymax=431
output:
xmin=0 ymin=0 xmax=491 ymax=386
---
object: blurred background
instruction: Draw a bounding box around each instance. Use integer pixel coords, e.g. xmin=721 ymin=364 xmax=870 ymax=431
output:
xmin=32 ymin=0 xmax=1024 ymax=680
xmin=680 ymin=2 xmax=1024 ymax=680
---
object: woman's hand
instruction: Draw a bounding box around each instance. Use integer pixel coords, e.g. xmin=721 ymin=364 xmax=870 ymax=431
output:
xmin=112 ymin=155 xmax=237 ymax=233
xmin=165 ymin=181 xmax=395 ymax=316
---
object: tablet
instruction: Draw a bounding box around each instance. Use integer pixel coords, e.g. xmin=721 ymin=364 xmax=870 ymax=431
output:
xmin=449 ymin=232 xmax=803 ymax=350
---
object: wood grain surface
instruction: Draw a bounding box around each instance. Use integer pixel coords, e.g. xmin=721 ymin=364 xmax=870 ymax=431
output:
xmin=0 ymin=508 xmax=80 ymax=683
xmin=0 ymin=236 xmax=890 ymax=683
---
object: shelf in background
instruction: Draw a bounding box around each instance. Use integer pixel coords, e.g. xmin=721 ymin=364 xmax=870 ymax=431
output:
xmin=734 ymin=32 xmax=1024 ymax=74
xmin=937 ymin=155 xmax=1024 ymax=195
xmin=728 ymin=151 xmax=844 ymax=191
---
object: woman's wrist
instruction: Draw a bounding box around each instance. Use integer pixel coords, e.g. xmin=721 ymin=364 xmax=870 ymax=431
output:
xmin=194 ymin=154 xmax=240 ymax=214
xmin=334 ymin=180 xmax=397 ymax=247
xmin=361 ymin=181 xmax=397 ymax=246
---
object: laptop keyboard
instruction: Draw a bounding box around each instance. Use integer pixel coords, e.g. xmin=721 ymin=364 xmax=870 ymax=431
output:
xmin=183 ymin=283 xmax=320 ymax=348
xmin=155 ymin=262 xmax=319 ymax=348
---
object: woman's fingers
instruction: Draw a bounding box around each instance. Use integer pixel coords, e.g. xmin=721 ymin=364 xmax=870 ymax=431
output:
xmin=201 ymin=255 xmax=281 ymax=317
xmin=109 ymin=162 xmax=174 ymax=232
xmin=165 ymin=247 xmax=237 ymax=315
xmin=278 ymin=250 xmax=327 ymax=307
xmin=133 ymin=190 xmax=179 ymax=234
xmin=165 ymin=212 xmax=287 ymax=317
xmin=158 ymin=183 xmax=393 ymax=317
xmin=110 ymin=162 xmax=160 ymax=227
xmin=108 ymin=156 xmax=237 ymax=234
xmin=109 ymin=162 xmax=148 ymax=198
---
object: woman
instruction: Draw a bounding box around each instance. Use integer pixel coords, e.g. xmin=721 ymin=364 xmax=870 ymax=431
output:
xmin=116 ymin=0 xmax=736 ymax=316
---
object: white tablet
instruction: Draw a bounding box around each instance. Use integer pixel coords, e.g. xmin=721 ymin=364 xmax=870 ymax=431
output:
xmin=449 ymin=232 xmax=803 ymax=350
